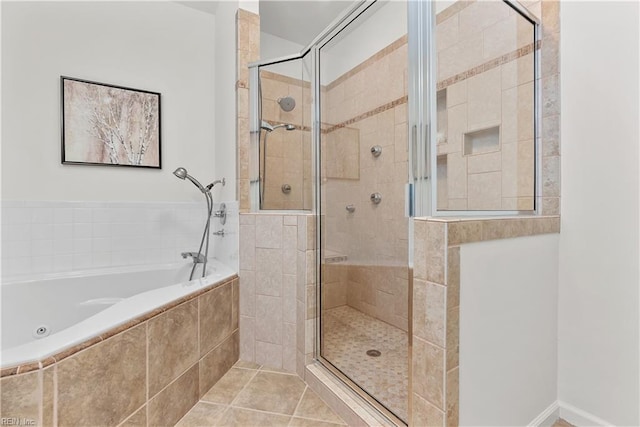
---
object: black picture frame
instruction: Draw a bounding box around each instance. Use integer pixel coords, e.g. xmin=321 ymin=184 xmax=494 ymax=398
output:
xmin=61 ymin=76 xmax=162 ymax=169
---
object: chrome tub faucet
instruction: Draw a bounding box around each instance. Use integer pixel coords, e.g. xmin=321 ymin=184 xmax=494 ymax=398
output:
xmin=181 ymin=252 xmax=206 ymax=264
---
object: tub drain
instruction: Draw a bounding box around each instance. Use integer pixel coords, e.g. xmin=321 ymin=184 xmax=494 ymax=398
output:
xmin=366 ymin=349 xmax=381 ymax=357
xmin=33 ymin=325 xmax=50 ymax=339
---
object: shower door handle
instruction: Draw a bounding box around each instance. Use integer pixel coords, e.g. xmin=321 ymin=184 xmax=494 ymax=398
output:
xmin=411 ymin=124 xmax=417 ymax=179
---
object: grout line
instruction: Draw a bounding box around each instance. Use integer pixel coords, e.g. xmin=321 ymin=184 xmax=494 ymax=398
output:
xmin=290 ymin=385 xmax=308 ymax=418
xmin=227 ymin=367 xmax=260 ymax=408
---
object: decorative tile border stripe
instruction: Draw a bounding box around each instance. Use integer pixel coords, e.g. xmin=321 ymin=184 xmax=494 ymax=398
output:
xmin=324 ymin=95 xmax=408 ymax=134
xmin=326 ymin=35 xmax=408 ymax=91
xmin=437 ymin=41 xmax=541 ymax=91
xmin=261 ymin=70 xmax=311 ymax=89
xmin=0 ymin=275 xmax=238 ymax=378
xmin=436 ymin=0 xmax=475 ymax=25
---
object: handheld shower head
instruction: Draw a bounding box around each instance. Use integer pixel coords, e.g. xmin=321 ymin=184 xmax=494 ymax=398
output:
xmin=173 ymin=167 xmax=207 ymax=193
xmin=261 ymin=121 xmax=274 ymax=132
xmin=173 ymin=167 xmax=187 ymax=180
xmin=261 ymin=121 xmax=296 ymax=132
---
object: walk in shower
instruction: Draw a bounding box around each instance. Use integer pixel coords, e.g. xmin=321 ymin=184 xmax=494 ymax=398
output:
xmin=250 ymin=0 xmax=538 ymax=423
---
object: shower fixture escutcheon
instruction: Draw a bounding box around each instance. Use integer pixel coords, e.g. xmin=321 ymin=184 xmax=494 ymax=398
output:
xmin=371 ymin=145 xmax=382 ymax=157
xmin=214 ymin=203 xmax=227 ymax=225
xmin=370 ymin=193 xmax=382 ymax=204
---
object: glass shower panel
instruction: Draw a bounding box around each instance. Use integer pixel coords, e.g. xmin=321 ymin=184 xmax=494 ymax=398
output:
xmin=258 ymin=56 xmax=312 ymax=210
xmin=318 ymin=1 xmax=409 ymax=422
xmin=434 ymin=1 xmax=536 ymax=211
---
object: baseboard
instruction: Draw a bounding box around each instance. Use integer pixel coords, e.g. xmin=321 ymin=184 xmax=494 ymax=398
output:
xmin=529 ymin=401 xmax=560 ymax=427
xmin=557 ymin=400 xmax=614 ymax=427
xmin=529 ymin=400 xmax=615 ymax=427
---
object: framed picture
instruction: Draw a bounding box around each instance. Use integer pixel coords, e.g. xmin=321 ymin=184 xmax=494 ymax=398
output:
xmin=61 ymin=76 xmax=161 ymax=168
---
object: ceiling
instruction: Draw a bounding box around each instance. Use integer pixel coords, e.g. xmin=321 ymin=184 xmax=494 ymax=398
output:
xmin=259 ymin=1 xmax=355 ymax=46
xmin=176 ymin=1 xmax=220 ymax=15
xmin=176 ymin=1 xmax=354 ymax=47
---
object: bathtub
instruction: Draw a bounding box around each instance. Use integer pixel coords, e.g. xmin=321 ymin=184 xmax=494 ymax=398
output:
xmin=1 ymin=259 xmax=235 ymax=369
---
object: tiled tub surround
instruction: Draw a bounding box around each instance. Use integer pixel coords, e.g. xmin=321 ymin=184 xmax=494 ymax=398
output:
xmin=1 ymin=260 xmax=234 ymax=369
xmin=1 ymin=200 xmax=238 ymax=278
xmin=411 ymin=215 xmax=560 ymax=426
xmin=0 ymin=275 xmax=240 ymax=427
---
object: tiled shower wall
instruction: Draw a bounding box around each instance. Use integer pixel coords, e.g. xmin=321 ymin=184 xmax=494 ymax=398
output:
xmin=435 ymin=1 xmax=536 ymax=210
xmin=323 ymin=263 xmax=409 ymax=332
xmin=1 ymin=200 xmax=238 ymax=278
xmin=260 ymin=71 xmax=313 ymax=210
xmin=238 ymin=213 xmax=315 ymax=375
xmin=237 ymin=9 xmax=260 ymax=213
xmin=321 ymin=36 xmax=409 ymax=266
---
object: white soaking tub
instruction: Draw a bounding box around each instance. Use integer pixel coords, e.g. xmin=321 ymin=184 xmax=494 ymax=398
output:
xmin=0 ymin=260 xmax=235 ymax=369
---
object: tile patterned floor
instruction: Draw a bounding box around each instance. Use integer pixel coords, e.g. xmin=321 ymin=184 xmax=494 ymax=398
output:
xmin=322 ymin=306 xmax=408 ymax=422
xmin=177 ymin=361 xmax=347 ymax=427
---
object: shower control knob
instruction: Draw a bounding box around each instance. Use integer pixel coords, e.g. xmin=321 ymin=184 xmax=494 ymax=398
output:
xmin=281 ymin=184 xmax=292 ymax=194
xmin=346 ymin=204 xmax=356 ymax=213
xmin=370 ymin=193 xmax=382 ymax=204
xmin=371 ymin=145 xmax=382 ymax=157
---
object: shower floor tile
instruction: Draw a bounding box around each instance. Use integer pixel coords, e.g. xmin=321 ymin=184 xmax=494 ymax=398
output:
xmin=322 ymin=306 xmax=408 ymax=422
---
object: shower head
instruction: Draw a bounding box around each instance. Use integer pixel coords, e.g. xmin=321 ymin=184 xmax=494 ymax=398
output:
xmin=261 ymin=121 xmax=296 ymax=132
xmin=277 ymin=96 xmax=296 ymax=112
xmin=173 ymin=167 xmax=207 ymax=193
xmin=173 ymin=167 xmax=187 ymax=180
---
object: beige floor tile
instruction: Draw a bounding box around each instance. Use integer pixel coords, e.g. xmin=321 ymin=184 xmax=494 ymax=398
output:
xmin=552 ymin=419 xmax=575 ymax=427
xmin=217 ymin=407 xmax=291 ymax=426
xmin=293 ymin=389 xmax=346 ymax=425
xmin=232 ymin=371 xmax=306 ymax=415
xmin=202 ymin=368 xmax=258 ymax=405
xmin=234 ymin=360 xmax=262 ymax=370
xmin=260 ymin=365 xmax=298 ymax=375
xmin=289 ymin=417 xmax=346 ymax=427
xmin=176 ymin=402 xmax=227 ymax=427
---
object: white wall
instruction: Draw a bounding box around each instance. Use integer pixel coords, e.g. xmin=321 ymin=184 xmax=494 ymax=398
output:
xmin=1 ymin=2 xmax=216 ymax=202
xmin=459 ymin=234 xmax=559 ymax=426
xmin=558 ymin=2 xmax=640 ymax=425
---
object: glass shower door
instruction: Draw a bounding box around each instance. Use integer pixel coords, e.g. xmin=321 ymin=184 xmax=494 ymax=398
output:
xmin=317 ymin=1 xmax=410 ymax=422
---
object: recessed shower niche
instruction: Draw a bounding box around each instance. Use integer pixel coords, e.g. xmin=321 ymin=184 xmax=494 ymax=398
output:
xmin=463 ymin=126 xmax=500 ymax=155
